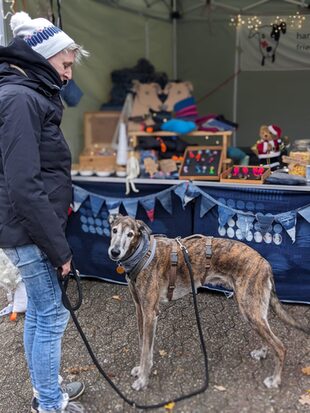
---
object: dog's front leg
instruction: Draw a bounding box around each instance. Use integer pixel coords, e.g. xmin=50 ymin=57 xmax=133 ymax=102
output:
xmin=132 ymin=310 xmax=158 ymax=391
xmin=129 ymin=283 xmax=144 ymax=378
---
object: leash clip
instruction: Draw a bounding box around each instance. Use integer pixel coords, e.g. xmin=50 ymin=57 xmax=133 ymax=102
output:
xmin=175 ymin=236 xmax=188 ymax=254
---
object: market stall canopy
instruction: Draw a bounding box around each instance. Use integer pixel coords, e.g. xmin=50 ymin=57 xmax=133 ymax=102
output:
xmin=94 ymin=0 xmax=310 ymax=21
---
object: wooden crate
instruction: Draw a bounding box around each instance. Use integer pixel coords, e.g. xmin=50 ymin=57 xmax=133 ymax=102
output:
xmin=80 ymin=151 xmax=116 ymax=172
xmin=84 ymin=111 xmax=120 ymax=148
xmin=220 ymin=166 xmax=271 ymax=184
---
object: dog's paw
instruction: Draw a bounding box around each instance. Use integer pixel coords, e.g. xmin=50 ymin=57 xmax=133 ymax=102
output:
xmin=250 ymin=346 xmax=268 ymax=361
xmin=132 ymin=376 xmax=148 ymax=391
xmin=263 ymin=375 xmax=280 ymax=389
xmin=131 ymin=366 xmax=141 ymax=377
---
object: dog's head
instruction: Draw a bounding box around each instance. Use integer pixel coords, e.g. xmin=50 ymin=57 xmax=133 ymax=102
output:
xmin=108 ymin=214 xmax=152 ymax=261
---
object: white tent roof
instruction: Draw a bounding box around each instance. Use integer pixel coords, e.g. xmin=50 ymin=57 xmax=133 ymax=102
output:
xmin=95 ymin=0 xmax=310 ymax=21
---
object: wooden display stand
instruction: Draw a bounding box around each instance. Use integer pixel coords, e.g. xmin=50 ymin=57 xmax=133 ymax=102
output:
xmin=78 ymin=111 xmax=120 ymax=172
xmin=128 ymin=130 xmax=232 ymax=168
xmin=179 ymin=146 xmax=224 ymax=181
xmin=220 ymin=166 xmax=271 ymax=184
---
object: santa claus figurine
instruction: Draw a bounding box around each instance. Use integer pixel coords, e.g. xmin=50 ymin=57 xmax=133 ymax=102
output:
xmin=256 ymin=124 xmax=283 ymax=169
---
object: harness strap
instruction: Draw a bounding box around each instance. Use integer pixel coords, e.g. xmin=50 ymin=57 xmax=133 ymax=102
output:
xmin=201 ymin=236 xmax=213 ymax=286
xmin=167 ymin=241 xmax=178 ymax=301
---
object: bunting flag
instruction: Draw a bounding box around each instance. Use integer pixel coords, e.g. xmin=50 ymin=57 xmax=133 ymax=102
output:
xmin=122 ymin=198 xmax=139 ymax=217
xmin=72 ymin=184 xmax=310 ymax=244
xmin=157 ymin=189 xmax=173 ymax=214
xmin=275 ymin=211 xmax=297 ymax=243
xmin=105 ymin=199 xmax=121 ymax=215
xmin=236 ymin=214 xmax=255 ymax=238
xmin=255 ymin=213 xmax=274 ymax=235
xmin=139 ymin=197 xmax=156 ymax=222
xmin=298 ymin=204 xmax=310 ymax=224
xmin=174 ymin=183 xmax=188 ymax=208
xmin=89 ymin=195 xmax=105 ymax=217
xmin=218 ymin=205 xmax=235 ymax=227
xmin=200 ymin=195 xmax=216 ymax=218
xmin=73 ymin=186 xmax=89 ymax=212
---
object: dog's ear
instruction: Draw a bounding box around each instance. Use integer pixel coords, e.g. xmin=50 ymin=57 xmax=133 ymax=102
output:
xmin=108 ymin=213 xmax=122 ymax=226
xmin=136 ymin=219 xmax=152 ymax=236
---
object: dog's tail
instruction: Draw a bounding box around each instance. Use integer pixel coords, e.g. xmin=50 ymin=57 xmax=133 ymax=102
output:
xmin=270 ymin=289 xmax=309 ymax=334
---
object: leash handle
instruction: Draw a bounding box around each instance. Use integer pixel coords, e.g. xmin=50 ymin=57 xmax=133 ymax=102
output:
xmin=57 ymin=261 xmax=83 ymax=311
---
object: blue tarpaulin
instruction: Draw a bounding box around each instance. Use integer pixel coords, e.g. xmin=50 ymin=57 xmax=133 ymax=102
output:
xmin=67 ymin=180 xmax=310 ymax=304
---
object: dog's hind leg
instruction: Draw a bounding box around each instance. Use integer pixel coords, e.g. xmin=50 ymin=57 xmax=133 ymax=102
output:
xmin=132 ymin=306 xmax=159 ymax=391
xmin=235 ymin=288 xmax=286 ymax=388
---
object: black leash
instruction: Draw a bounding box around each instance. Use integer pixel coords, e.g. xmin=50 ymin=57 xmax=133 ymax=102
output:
xmin=58 ymin=248 xmax=209 ymax=410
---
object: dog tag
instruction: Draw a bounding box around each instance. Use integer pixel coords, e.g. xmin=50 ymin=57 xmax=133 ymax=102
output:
xmin=116 ymin=264 xmax=125 ymax=274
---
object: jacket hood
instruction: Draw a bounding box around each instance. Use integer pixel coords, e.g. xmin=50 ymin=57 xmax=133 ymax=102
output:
xmin=0 ymin=37 xmax=63 ymax=93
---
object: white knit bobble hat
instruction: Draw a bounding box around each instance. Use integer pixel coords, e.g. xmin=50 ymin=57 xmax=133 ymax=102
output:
xmin=10 ymin=11 xmax=75 ymax=60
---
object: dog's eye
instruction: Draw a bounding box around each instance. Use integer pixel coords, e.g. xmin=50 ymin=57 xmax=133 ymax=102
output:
xmin=112 ymin=228 xmax=117 ymax=234
xmin=127 ymin=232 xmax=134 ymax=238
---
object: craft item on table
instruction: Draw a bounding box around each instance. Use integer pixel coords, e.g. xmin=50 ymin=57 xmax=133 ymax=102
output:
xmin=282 ymin=154 xmax=310 ymax=177
xmin=162 ymin=81 xmax=193 ymax=112
xmin=161 ymin=119 xmax=196 ymax=134
xmin=254 ymin=124 xmax=287 ymax=170
xmin=144 ymin=157 xmax=159 ymax=178
xmin=227 ymin=147 xmax=249 ymax=165
xmin=116 ymin=122 xmax=128 ymax=176
xmin=128 ymin=81 xmax=163 ymax=131
xmin=158 ymin=159 xmax=178 ymax=174
xmin=179 ymin=146 xmax=224 ymax=181
xmin=125 ymin=151 xmax=140 ymax=195
xmin=220 ymin=165 xmax=270 ymax=184
xmin=174 ymin=96 xmax=198 ymax=119
xmin=265 ymin=171 xmax=307 ymax=185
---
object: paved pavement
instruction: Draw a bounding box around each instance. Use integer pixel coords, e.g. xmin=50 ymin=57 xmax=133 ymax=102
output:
xmin=0 ymin=279 xmax=309 ymax=413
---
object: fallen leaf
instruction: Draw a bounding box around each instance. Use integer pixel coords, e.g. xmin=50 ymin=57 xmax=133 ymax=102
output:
xmin=112 ymin=295 xmax=121 ymax=301
xmin=159 ymin=349 xmax=167 ymax=357
xmin=214 ymin=385 xmax=226 ymax=391
xmin=301 ymin=366 xmax=310 ymax=375
xmin=299 ymin=393 xmax=310 ymax=406
xmin=165 ymin=402 xmax=175 ymax=411
xmin=64 ymin=365 xmax=96 ymax=374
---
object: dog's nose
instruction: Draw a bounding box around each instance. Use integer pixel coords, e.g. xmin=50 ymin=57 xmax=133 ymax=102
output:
xmin=111 ymin=248 xmax=121 ymax=258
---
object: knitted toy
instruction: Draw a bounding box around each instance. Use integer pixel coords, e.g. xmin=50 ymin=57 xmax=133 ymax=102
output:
xmin=255 ymin=124 xmax=284 ymax=169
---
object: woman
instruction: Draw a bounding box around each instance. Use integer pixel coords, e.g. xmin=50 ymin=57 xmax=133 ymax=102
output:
xmin=0 ymin=12 xmax=88 ymax=413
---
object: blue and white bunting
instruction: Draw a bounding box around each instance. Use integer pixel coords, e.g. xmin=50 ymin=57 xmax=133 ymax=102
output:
xmin=298 ymin=204 xmax=310 ymax=224
xmin=255 ymin=213 xmax=274 ymax=235
xmin=200 ymin=195 xmax=216 ymax=218
xmin=218 ymin=205 xmax=235 ymax=227
xmin=73 ymin=185 xmax=89 ymax=212
xmin=122 ymin=198 xmax=139 ymax=218
xmin=275 ymin=210 xmax=297 ymax=243
xmin=89 ymin=195 xmax=105 ymax=217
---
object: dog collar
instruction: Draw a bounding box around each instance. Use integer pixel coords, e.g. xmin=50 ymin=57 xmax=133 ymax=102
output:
xmin=119 ymin=233 xmax=157 ymax=282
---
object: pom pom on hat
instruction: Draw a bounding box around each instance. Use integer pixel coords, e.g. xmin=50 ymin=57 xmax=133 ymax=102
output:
xmin=268 ymin=124 xmax=282 ymax=138
xmin=10 ymin=12 xmax=75 ymax=60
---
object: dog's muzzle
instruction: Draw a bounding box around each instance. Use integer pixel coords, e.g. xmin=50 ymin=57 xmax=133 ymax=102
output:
xmin=109 ymin=247 xmax=121 ymax=260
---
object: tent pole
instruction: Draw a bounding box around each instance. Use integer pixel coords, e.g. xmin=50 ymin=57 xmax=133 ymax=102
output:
xmin=0 ymin=0 xmax=6 ymax=46
xmin=172 ymin=0 xmax=178 ymax=79
xmin=232 ymin=25 xmax=241 ymax=147
xmin=144 ymin=18 xmax=150 ymax=60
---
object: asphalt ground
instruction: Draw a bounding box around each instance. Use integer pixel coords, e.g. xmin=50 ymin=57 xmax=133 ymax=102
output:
xmin=0 ymin=279 xmax=309 ymax=413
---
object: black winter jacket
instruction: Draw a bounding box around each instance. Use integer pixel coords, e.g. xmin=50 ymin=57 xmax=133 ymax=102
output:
xmin=0 ymin=38 xmax=72 ymax=267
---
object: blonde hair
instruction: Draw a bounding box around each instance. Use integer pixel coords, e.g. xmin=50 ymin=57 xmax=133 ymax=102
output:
xmin=63 ymin=43 xmax=89 ymax=63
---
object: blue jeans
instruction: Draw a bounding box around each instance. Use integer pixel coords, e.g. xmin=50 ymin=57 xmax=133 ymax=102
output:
xmin=3 ymin=244 xmax=69 ymax=412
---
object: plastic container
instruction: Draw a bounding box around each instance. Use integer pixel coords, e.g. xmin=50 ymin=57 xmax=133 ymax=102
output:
xmin=289 ymin=139 xmax=310 ymax=177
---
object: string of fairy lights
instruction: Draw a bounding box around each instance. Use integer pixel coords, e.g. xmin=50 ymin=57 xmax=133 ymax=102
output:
xmin=230 ymin=11 xmax=306 ymax=29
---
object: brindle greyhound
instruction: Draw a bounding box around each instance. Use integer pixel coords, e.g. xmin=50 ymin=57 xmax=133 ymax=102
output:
xmin=108 ymin=214 xmax=309 ymax=391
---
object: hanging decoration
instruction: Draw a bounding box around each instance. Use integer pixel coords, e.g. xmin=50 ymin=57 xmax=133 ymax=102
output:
xmin=230 ymin=12 xmax=306 ymax=30
xmin=72 ymin=182 xmax=310 ymax=245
